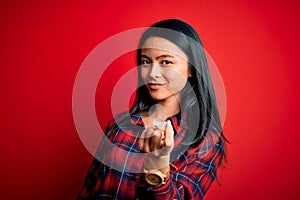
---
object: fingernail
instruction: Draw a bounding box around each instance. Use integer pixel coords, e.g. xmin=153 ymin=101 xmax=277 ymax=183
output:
xmin=152 ymin=121 xmax=163 ymax=127
xmin=166 ymin=120 xmax=172 ymax=127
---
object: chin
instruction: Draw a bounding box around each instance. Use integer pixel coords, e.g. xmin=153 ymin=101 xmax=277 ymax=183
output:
xmin=149 ymin=96 xmax=165 ymax=101
xmin=149 ymin=93 xmax=175 ymax=101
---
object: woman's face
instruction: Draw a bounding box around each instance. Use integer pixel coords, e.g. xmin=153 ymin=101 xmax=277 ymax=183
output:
xmin=140 ymin=36 xmax=191 ymax=102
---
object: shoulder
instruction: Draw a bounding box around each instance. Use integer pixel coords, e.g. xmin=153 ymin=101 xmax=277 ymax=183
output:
xmin=190 ymin=131 xmax=226 ymax=170
xmin=196 ymin=131 xmax=225 ymax=157
xmin=104 ymin=112 xmax=144 ymax=152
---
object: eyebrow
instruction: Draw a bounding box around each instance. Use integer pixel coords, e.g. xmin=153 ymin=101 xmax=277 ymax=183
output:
xmin=141 ymin=54 xmax=175 ymax=60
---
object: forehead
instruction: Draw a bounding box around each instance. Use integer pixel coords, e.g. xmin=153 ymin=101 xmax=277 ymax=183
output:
xmin=141 ymin=36 xmax=187 ymax=58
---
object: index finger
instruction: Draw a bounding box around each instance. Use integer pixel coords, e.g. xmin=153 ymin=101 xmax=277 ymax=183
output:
xmin=164 ymin=120 xmax=174 ymax=147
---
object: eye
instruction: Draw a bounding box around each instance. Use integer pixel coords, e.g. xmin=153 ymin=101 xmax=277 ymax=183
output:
xmin=161 ymin=60 xmax=172 ymax=65
xmin=141 ymin=59 xmax=150 ymax=66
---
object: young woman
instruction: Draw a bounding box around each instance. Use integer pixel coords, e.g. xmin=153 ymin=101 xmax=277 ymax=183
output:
xmin=78 ymin=19 xmax=226 ymax=200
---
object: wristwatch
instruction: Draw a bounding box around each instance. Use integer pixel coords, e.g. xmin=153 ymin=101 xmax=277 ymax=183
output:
xmin=144 ymin=169 xmax=168 ymax=187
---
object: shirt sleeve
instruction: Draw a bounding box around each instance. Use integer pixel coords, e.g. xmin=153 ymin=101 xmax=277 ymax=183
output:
xmin=77 ymin=120 xmax=117 ymax=200
xmin=135 ymin=134 xmax=225 ymax=200
xmin=77 ymin=158 xmax=104 ymax=199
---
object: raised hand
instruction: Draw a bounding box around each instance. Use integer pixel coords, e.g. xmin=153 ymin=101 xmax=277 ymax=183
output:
xmin=139 ymin=120 xmax=174 ymax=171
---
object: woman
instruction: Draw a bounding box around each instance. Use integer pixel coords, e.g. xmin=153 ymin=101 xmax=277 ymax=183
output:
xmin=78 ymin=19 xmax=226 ymax=200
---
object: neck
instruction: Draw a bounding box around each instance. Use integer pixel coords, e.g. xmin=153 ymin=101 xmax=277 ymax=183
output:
xmin=151 ymin=95 xmax=181 ymax=120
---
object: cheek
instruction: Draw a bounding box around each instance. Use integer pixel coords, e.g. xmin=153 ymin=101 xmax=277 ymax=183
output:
xmin=140 ymin=68 xmax=149 ymax=82
xmin=164 ymin=69 xmax=188 ymax=91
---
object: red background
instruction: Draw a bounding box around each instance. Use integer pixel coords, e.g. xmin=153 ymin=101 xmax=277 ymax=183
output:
xmin=1 ymin=0 xmax=300 ymax=199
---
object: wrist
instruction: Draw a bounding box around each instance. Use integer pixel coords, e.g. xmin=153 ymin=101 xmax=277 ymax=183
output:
xmin=144 ymin=167 xmax=170 ymax=188
xmin=144 ymin=153 xmax=170 ymax=170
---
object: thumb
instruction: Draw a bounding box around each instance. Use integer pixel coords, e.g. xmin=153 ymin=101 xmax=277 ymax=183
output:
xmin=164 ymin=120 xmax=174 ymax=147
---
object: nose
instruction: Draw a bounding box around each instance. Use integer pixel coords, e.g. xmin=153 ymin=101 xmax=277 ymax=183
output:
xmin=149 ymin=63 xmax=162 ymax=78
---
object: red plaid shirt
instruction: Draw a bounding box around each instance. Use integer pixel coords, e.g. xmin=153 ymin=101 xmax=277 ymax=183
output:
xmin=77 ymin=113 xmax=225 ymax=200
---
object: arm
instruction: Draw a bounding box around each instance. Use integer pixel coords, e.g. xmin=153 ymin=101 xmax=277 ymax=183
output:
xmin=136 ymin=133 xmax=225 ymax=200
xmin=77 ymin=119 xmax=118 ymax=199
xmin=77 ymin=159 xmax=104 ymax=200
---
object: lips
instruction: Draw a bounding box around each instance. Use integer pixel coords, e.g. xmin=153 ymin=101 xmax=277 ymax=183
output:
xmin=147 ymin=83 xmax=166 ymax=90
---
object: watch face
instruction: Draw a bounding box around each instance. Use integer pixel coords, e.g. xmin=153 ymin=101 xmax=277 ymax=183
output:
xmin=146 ymin=174 xmax=161 ymax=185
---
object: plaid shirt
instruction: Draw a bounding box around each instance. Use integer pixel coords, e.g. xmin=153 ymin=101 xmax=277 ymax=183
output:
xmin=77 ymin=113 xmax=225 ymax=200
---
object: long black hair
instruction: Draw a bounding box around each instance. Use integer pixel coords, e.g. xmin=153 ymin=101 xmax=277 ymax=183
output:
xmin=134 ymin=19 xmax=225 ymax=147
